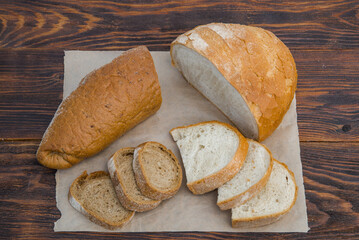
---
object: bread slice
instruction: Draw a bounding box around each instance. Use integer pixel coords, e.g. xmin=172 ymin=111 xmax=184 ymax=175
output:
xmin=37 ymin=46 xmax=162 ymax=169
xmin=170 ymin=121 xmax=248 ymax=194
xmin=108 ymin=147 xmax=161 ymax=212
xmin=171 ymin=23 xmax=297 ymax=141
xmin=133 ymin=142 xmax=182 ymax=200
xmin=231 ymin=159 xmax=298 ymax=228
xmin=217 ymin=139 xmax=273 ymax=210
xmin=68 ymin=171 xmax=135 ymax=230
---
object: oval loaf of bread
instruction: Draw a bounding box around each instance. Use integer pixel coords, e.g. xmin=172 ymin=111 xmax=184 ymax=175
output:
xmin=217 ymin=139 xmax=273 ymax=210
xmin=170 ymin=121 xmax=248 ymax=194
xmin=171 ymin=23 xmax=297 ymax=141
xmin=68 ymin=171 xmax=135 ymax=230
xmin=133 ymin=142 xmax=183 ymax=200
xmin=231 ymin=159 xmax=298 ymax=228
xmin=37 ymin=46 xmax=162 ymax=169
xmin=108 ymin=147 xmax=161 ymax=212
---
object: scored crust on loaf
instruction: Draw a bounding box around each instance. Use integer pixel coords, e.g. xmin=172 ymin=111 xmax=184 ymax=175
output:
xmin=217 ymin=139 xmax=273 ymax=210
xmin=133 ymin=142 xmax=183 ymax=200
xmin=171 ymin=23 xmax=297 ymax=141
xmin=231 ymin=159 xmax=298 ymax=228
xmin=108 ymin=147 xmax=161 ymax=212
xmin=68 ymin=171 xmax=135 ymax=230
xmin=37 ymin=46 xmax=162 ymax=169
xmin=170 ymin=121 xmax=249 ymax=194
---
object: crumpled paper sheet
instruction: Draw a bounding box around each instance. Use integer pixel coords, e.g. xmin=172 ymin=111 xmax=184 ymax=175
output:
xmin=54 ymin=51 xmax=309 ymax=232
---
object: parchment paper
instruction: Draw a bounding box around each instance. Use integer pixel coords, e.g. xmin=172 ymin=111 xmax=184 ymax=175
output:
xmin=54 ymin=51 xmax=309 ymax=232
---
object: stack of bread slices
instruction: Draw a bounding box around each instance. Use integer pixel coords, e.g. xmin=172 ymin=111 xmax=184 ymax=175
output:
xmin=68 ymin=141 xmax=183 ymax=230
xmin=170 ymin=121 xmax=297 ymax=228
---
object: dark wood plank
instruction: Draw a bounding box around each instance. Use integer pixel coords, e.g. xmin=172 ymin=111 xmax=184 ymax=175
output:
xmin=294 ymin=49 xmax=359 ymax=142
xmin=0 ymin=49 xmax=358 ymax=141
xmin=0 ymin=0 xmax=357 ymax=239
xmin=0 ymin=140 xmax=358 ymax=239
xmin=0 ymin=49 xmax=63 ymax=139
xmin=0 ymin=0 xmax=358 ymax=50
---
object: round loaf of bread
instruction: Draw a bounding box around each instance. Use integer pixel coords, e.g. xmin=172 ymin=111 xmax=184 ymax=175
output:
xmin=171 ymin=23 xmax=297 ymax=141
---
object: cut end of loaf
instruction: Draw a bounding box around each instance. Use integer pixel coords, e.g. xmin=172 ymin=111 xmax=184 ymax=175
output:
xmin=171 ymin=44 xmax=259 ymax=140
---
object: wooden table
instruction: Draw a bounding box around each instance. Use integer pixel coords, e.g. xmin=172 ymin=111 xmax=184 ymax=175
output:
xmin=1 ymin=1 xmax=358 ymax=239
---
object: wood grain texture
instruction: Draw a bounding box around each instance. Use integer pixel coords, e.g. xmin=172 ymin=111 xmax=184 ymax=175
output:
xmin=0 ymin=49 xmax=63 ymax=140
xmin=0 ymin=0 xmax=358 ymax=50
xmin=294 ymin=49 xmax=359 ymax=142
xmin=0 ymin=0 xmax=358 ymax=238
xmin=0 ymin=49 xmax=357 ymax=141
xmin=0 ymin=141 xmax=358 ymax=239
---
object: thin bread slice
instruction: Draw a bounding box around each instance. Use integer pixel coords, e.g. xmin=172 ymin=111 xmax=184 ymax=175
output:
xmin=68 ymin=171 xmax=135 ymax=230
xmin=133 ymin=142 xmax=183 ymax=200
xmin=170 ymin=121 xmax=249 ymax=194
xmin=231 ymin=159 xmax=298 ymax=228
xmin=108 ymin=147 xmax=161 ymax=212
xmin=217 ymin=139 xmax=273 ymax=210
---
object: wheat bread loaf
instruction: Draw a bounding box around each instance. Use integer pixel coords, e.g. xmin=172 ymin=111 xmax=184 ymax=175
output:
xmin=37 ymin=46 xmax=162 ymax=169
xmin=108 ymin=147 xmax=161 ymax=212
xmin=231 ymin=159 xmax=297 ymax=228
xmin=170 ymin=121 xmax=248 ymax=194
xmin=133 ymin=142 xmax=183 ymax=200
xmin=217 ymin=139 xmax=273 ymax=210
xmin=68 ymin=171 xmax=135 ymax=230
xmin=171 ymin=23 xmax=297 ymax=141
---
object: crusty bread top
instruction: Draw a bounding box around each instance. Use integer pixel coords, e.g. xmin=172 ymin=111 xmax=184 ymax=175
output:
xmin=37 ymin=46 xmax=162 ymax=169
xmin=171 ymin=23 xmax=297 ymax=141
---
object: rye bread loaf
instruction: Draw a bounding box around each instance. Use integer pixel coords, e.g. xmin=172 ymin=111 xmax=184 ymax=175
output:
xmin=170 ymin=121 xmax=249 ymax=194
xmin=171 ymin=23 xmax=297 ymax=141
xmin=231 ymin=159 xmax=298 ymax=228
xmin=37 ymin=46 xmax=162 ymax=169
xmin=133 ymin=142 xmax=183 ymax=200
xmin=108 ymin=147 xmax=161 ymax=212
xmin=217 ymin=139 xmax=273 ymax=210
xmin=68 ymin=171 xmax=135 ymax=230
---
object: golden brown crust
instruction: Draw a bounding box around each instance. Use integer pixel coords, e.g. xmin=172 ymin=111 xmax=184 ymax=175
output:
xmin=170 ymin=120 xmax=249 ymax=195
xmin=68 ymin=171 xmax=135 ymax=230
xmin=231 ymin=159 xmax=298 ymax=228
xmin=171 ymin=23 xmax=297 ymax=141
xmin=37 ymin=46 xmax=162 ymax=169
xmin=231 ymin=215 xmax=283 ymax=228
xmin=133 ymin=142 xmax=183 ymax=200
xmin=108 ymin=147 xmax=161 ymax=212
xmin=217 ymin=140 xmax=274 ymax=210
